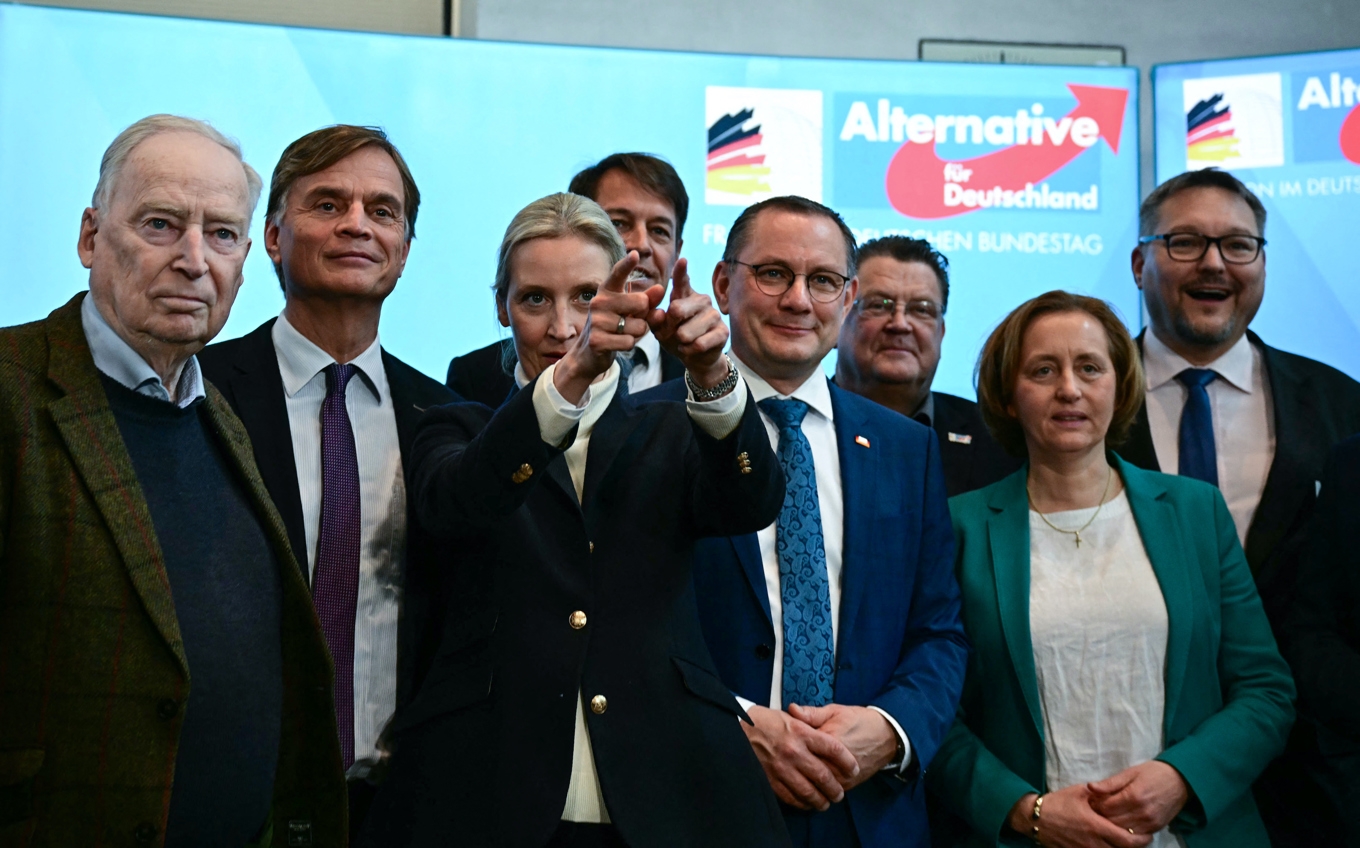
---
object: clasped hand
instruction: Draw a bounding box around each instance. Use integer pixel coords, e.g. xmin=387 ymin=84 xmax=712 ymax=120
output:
xmin=1007 ymin=761 xmax=1190 ymax=848
xmin=554 ymin=253 xmax=730 ymax=405
xmin=742 ymin=703 xmax=898 ymax=812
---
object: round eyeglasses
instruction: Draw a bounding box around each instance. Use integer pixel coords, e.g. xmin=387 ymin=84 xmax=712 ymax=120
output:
xmin=730 ymin=261 xmax=850 ymax=303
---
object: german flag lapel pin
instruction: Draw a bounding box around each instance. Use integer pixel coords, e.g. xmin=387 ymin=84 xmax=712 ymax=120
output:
xmin=855 ymin=435 xmax=871 ymax=448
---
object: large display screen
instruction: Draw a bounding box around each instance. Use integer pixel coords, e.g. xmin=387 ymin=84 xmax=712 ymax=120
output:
xmin=1 ymin=4 xmax=1139 ymax=397
xmin=1154 ymin=47 xmax=1360 ymax=380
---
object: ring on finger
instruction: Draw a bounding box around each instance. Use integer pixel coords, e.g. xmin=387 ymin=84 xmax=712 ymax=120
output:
xmin=616 ymin=315 xmax=626 ymax=334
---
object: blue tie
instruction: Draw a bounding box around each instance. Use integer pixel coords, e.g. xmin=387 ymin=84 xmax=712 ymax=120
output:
xmin=1176 ymin=368 xmax=1219 ymax=487
xmin=758 ymin=398 xmax=836 ymax=709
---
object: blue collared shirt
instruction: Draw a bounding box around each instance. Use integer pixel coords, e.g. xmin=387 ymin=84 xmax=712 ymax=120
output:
xmin=80 ymin=293 xmax=206 ymax=408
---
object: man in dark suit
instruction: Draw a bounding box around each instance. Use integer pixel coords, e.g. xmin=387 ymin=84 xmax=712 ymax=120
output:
xmin=648 ymin=196 xmax=968 ymax=847
xmin=446 ymin=152 xmax=685 ymax=405
xmin=198 ymin=125 xmax=455 ymax=840
xmin=0 ymin=116 xmax=344 ymax=845
xmin=833 ymin=236 xmax=1020 ymax=496
xmin=1123 ymin=167 xmax=1360 ymax=846
xmin=1283 ymin=435 xmax=1360 ymax=847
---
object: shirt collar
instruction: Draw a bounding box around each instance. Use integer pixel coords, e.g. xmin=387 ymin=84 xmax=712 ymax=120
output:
xmin=634 ymin=330 xmax=660 ymax=368
xmin=272 ymin=311 xmax=386 ymax=401
xmin=916 ymin=392 xmax=936 ymax=426
xmin=732 ymin=354 xmax=835 ymax=424
xmin=81 ymin=292 xmax=205 ymax=408
xmin=1144 ymin=328 xmax=1255 ymax=393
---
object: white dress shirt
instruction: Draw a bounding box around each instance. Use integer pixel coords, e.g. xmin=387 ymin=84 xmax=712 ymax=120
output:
xmin=81 ymin=294 xmax=205 ymax=406
xmin=731 ymin=356 xmax=913 ymax=771
xmin=1029 ymin=492 xmax=1184 ymax=848
xmin=1143 ymin=330 xmax=1274 ymax=544
xmin=523 ymin=357 xmax=747 ymax=823
xmin=624 ymin=331 xmax=664 ymax=394
xmin=272 ymin=313 xmax=405 ymax=780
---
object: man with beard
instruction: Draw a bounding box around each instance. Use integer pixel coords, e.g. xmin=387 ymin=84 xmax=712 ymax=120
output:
xmin=1122 ymin=168 xmax=1360 ymax=847
xmin=446 ymin=153 xmax=686 ymax=405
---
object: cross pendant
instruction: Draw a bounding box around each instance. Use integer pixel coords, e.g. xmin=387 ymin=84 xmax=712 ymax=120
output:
xmin=1074 ymin=533 xmax=1082 ymax=548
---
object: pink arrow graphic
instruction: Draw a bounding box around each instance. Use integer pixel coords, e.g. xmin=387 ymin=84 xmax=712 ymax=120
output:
xmin=884 ymin=84 xmax=1129 ymax=220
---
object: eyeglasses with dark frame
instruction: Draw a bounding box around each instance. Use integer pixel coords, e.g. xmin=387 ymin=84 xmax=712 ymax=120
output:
xmin=729 ymin=260 xmax=850 ymax=303
xmin=1138 ymin=232 xmax=1266 ymax=264
xmin=853 ymin=297 xmax=942 ymax=324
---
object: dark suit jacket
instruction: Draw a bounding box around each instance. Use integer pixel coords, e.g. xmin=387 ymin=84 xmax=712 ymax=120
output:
xmin=0 ymin=295 xmax=346 ymax=845
xmin=199 ymin=319 xmax=459 ymax=714
xmin=360 ymin=382 xmax=791 ymax=848
xmin=930 ymin=392 xmax=1023 ymax=498
xmin=932 ymin=458 xmax=1294 ymax=847
xmin=646 ymin=378 xmax=968 ymax=848
xmin=1121 ymin=330 xmax=1360 ymax=629
xmin=1284 ymin=434 xmax=1360 ymax=743
xmin=446 ymin=338 xmax=683 ymax=408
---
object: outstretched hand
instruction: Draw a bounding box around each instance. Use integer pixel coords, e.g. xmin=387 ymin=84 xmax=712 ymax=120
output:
xmin=649 ymin=258 xmax=730 ymax=389
xmin=554 ymin=250 xmax=663 ymax=404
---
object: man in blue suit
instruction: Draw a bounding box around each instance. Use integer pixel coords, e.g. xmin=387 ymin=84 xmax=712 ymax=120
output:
xmin=649 ymin=196 xmax=968 ymax=847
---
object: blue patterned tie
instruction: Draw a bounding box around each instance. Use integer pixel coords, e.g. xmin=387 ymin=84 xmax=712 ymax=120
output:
xmin=758 ymin=398 xmax=836 ymax=709
xmin=1176 ymin=368 xmax=1219 ymax=487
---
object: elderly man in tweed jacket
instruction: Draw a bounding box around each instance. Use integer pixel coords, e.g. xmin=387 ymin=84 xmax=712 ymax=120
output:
xmin=0 ymin=116 xmax=346 ymax=846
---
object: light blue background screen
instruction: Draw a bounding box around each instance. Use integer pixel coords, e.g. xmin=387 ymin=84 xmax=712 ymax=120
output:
xmin=0 ymin=4 xmax=1140 ymax=398
xmin=1155 ymin=49 xmax=1360 ymax=380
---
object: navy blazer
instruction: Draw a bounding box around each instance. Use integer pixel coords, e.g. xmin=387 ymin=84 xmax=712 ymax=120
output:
xmin=643 ymin=377 xmax=969 ymax=848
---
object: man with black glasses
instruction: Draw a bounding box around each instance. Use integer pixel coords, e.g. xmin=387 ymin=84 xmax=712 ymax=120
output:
xmin=1122 ymin=168 xmax=1360 ymax=847
xmin=834 ymin=236 xmax=1019 ymax=496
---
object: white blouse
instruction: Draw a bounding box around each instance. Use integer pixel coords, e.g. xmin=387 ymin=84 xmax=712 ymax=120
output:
xmin=1029 ymin=490 xmax=1185 ymax=848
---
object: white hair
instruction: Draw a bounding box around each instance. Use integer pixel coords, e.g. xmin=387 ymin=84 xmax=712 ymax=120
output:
xmin=91 ymin=114 xmax=263 ymax=212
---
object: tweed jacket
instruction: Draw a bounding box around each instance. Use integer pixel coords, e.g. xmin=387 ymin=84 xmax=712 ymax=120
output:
xmin=0 ymin=294 xmax=346 ymax=847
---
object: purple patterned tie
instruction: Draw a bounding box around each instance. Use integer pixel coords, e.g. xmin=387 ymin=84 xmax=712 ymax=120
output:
xmin=314 ymin=362 xmax=360 ymax=769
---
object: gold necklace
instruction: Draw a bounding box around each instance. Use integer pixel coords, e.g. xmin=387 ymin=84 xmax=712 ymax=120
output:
xmin=1027 ymin=465 xmax=1113 ymax=548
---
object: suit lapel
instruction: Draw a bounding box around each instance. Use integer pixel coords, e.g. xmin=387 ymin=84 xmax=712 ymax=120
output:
xmin=1246 ymin=338 xmax=1313 ymax=582
xmin=1124 ymin=333 xmax=1163 ymax=472
xmin=830 ymin=385 xmax=876 ymax=651
xmin=223 ymin=321 xmax=309 ymax=571
xmin=45 ymin=297 xmax=188 ymax=675
xmin=732 ymin=533 xmax=772 ymax=627
xmin=985 ymin=471 xmax=1044 ymax=740
xmin=383 ymin=350 xmax=433 ymax=463
xmin=1117 ymin=458 xmax=1193 ymax=729
xmin=932 ymin=394 xmax=977 ymax=493
xmin=581 ymin=387 xmax=647 ymax=512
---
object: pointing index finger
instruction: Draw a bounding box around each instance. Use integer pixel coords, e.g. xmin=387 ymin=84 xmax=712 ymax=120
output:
xmin=603 ymin=251 xmax=641 ymax=294
xmin=669 ymin=257 xmax=694 ymax=302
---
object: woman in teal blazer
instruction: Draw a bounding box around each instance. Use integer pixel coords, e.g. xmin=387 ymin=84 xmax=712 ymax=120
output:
xmin=928 ymin=292 xmax=1294 ymax=847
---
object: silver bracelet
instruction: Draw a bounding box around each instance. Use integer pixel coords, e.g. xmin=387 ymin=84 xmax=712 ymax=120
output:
xmin=685 ymin=354 xmax=738 ymax=401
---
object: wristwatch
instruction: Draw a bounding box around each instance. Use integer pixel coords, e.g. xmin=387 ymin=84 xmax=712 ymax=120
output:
xmin=686 ymin=354 xmax=738 ymax=401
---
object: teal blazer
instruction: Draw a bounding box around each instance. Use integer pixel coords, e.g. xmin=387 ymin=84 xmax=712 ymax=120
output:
xmin=928 ymin=456 xmax=1295 ymax=847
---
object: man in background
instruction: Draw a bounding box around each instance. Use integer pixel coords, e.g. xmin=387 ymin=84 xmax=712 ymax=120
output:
xmin=1123 ymin=167 xmax=1360 ymax=846
xmin=834 ymin=236 xmax=1020 ymax=496
xmin=199 ymin=124 xmax=456 ymax=840
xmin=0 ymin=115 xmax=344 ymax=845
xmin=446 ymin=152 xmax=686 ymax=404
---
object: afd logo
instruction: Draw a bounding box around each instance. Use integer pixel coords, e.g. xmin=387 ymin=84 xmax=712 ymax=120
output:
xmin=1294 ymin=68 xmax=1360 ymax=165
xmin=833 ymin=85 xmax=1127 ymax=219
xmin=1183 ymin=73 xmax=1285 ymax=171
xmin=705 ymin=87 xmax=823 ymax=207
